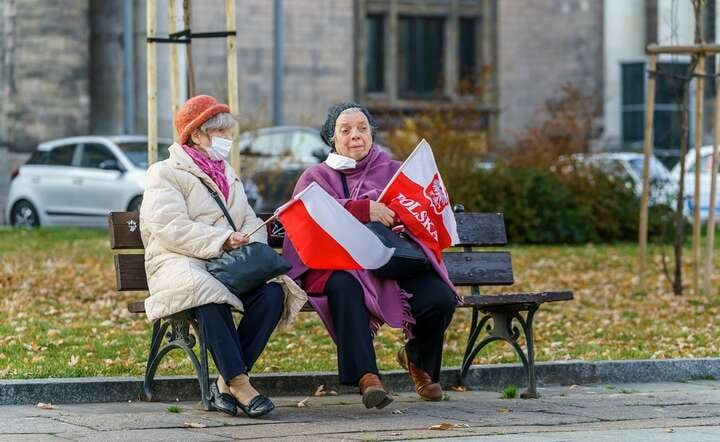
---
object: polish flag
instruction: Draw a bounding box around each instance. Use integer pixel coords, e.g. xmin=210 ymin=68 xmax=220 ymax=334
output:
xmin=379 ymin=139 xmax=459 ymax=260
xmin=277 ymin=182 xmax=395 ymax=270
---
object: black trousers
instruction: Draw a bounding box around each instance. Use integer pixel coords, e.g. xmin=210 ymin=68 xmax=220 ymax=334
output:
xmin=193 ymin=282 xmax=284 ymax=381
xmin=325 ymin=271 xmax=457 ymax=385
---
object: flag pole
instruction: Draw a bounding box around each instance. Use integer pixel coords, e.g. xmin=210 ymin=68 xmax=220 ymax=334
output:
xmin=378 ymin=138 xmax=428 ymax=201
xmin=246 ymin=215 xmax=278 ymax=238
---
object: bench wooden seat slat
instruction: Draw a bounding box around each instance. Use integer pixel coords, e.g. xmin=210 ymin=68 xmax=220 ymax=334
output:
xmin=115 ymin=251 xmax=515 ymax=291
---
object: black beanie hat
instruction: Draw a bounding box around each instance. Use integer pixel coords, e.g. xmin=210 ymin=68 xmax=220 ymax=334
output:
xmin=320 ymin=101 xmax=377 ymax=150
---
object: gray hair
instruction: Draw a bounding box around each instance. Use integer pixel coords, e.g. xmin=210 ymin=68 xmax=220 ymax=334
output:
xmin=329 ymin=108 xmax=374 ymax=147
xmin=200 ymin=112 xmax=237 ymax=133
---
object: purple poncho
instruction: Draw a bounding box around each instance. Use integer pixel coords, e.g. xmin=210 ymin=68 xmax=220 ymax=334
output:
xmin=282 ymin=145 xmax=457 ymax=341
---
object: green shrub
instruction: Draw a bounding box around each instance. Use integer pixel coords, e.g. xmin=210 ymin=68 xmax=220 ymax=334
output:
xmin=452 ymin=163 xmax=666 ymax=244
xmin=501 ymin=384 xmax=518 ymax=399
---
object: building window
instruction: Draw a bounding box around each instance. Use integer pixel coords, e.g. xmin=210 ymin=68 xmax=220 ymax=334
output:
xmin=458 ymin=18 xmax=477 ymax=87
xmin=398 ymin=16 xmax=445 ymax=97
xmin=357 ymin=0 xmax=491 ymax=104
xmin=366 ymin=14 xmax=385 ymax=93
xmin=621 ymin=61 xmax=687 ymax=150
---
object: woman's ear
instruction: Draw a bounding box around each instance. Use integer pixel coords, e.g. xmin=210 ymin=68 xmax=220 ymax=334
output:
xmin=189 ymin=129 xmax=202 ymax=146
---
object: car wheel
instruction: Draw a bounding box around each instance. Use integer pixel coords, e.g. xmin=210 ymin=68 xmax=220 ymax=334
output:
xmin=127 ymin=196 xmax=143 ymax=212
xmin=10 ymin=200 xmax=40 ymax=227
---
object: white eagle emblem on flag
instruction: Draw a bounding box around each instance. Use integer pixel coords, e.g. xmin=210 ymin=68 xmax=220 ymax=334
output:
xmin=423 ymin=174 xmax=449 ymax=215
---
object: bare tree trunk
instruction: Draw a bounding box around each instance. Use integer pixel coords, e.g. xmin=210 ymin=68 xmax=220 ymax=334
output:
xmin=671 ymin=0 xmax=704 ymax=295
xmin=673 ymin=78 xmax=692 ymax=295
xmin=183 ymin=0 xmax=196 ymax=97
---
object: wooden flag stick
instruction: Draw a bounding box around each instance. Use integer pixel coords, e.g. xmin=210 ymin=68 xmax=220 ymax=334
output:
xmin=245 ymin=214 xmax=278 ymax=238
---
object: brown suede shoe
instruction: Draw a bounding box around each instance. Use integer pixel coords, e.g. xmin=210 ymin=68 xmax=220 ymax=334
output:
xmin=358 ymin=373 xmax=393 ymax=409
xmin=397 ymin=347 xmax=444 ymax=401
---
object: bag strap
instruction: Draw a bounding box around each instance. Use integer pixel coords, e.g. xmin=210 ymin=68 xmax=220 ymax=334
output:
xmin=198 ymin=179 xmax=238 ymax=232
xmin=339 ymin=172 xmax=350 ymax=199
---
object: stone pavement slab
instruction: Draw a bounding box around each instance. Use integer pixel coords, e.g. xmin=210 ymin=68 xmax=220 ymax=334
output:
xmin=2 ymin=381 xmax=720 ymax=441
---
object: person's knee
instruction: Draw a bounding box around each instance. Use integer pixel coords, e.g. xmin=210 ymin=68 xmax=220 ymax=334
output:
xmin=436 ymin=290 xmax=458 ymax=317
xmin=427 ymin=285 xmax=457 ymax=318
xmin=326 ymin=272 xmax=361 ymax=295
xmin=326 ymin=272 xmax=364 ymax=306
xmin=195 ymin=302 xmax=229 ymax=321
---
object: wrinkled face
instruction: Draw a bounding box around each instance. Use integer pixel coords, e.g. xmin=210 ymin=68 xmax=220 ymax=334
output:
xmin=333 ymin=111 xmax=373 ymax=161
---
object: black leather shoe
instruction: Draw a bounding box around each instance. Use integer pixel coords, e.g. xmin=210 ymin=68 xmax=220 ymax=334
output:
xmin=237 ymin=394 xmax=275 ymax=418
xmin=210 ymin=381 xmax=237 ymax=416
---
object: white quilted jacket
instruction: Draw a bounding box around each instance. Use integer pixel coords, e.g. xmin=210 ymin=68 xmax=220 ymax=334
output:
xmin=139 ymin=143 xmax=306 ymax=323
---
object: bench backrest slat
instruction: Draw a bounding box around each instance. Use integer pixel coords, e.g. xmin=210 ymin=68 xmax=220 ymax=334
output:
xmin=454 ymin=212 xmax=507 ymax=246
xmin=109 ymin=212 xmax=143 ymax=249
xmin=109 ymin=212 xmax=509 ymax=250
xmin=445 ymin=251 xmax=513 ymax=285
xmin=114 ymin=250 xmax=513 ymax=291
xmin=114 ymin=254 xmax=148 ymax=291
xmin=109 ymin=210 xmax=515 ymax=291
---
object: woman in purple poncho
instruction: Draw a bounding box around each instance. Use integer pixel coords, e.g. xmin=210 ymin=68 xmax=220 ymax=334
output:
xmin=282 ymin=102 xmax=458 ymax=409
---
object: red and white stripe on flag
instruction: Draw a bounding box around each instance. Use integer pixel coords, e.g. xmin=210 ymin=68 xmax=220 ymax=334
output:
xmin=379 ymin=139 xmax=459 ymax=260
xmin=277 ymin=182 xmax=395 ymax=270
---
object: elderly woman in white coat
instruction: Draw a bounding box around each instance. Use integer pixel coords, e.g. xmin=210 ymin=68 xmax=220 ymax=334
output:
xmin=139 ymin=95 xmax=305 ymax=418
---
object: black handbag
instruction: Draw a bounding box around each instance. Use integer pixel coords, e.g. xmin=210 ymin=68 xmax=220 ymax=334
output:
xmin=365 ymin=222 xmax=431 ymax=279
xmin=339 ymin=173 xmax=430 ymax=279
xmin=200 ymin=180 xmax=291 ymax=296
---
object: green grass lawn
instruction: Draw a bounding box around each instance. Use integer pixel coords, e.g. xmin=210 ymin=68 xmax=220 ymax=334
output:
xmin=1 ymin=227 xmax=719 ymax=379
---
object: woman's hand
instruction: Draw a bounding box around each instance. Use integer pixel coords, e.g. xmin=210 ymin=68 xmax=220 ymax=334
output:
xmin=223 ymin=232 xmax=250 ymax=251
xmin=369 ymin=201 xmax=395 ymax=227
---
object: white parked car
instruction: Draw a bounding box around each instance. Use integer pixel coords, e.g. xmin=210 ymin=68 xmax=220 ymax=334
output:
xmin=670 ymin=145 xmax=720 ymax=221
xmin=6 ymin=135 xmax=171 ymax=227
xmin=568 ymin=152 xmax=678 ymax=207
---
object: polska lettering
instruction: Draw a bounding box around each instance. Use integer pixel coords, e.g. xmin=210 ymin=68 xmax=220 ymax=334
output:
xmin=391 ymin=193 xmax=439 ymax=241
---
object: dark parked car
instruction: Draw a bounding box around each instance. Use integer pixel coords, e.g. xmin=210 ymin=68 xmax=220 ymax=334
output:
xmin=237 ymin=126 xmax=330 ymax=212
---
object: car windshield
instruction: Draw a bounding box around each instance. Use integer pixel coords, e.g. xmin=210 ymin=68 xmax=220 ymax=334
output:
xmin=241 ymin=128 xmax=328 ymax=162
xmin=118 ymin=142 xmax=170 ymax=168
xmin=628 ymin=157 xmax=670 ymax=181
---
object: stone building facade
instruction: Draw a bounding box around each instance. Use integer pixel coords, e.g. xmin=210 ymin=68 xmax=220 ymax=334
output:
xmin=1 ymin=0 xmax=611 ymax=153
xmin=0 ymin=0 xmax=91 ymax=151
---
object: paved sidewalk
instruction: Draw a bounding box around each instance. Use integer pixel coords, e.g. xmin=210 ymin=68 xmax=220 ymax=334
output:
xmin=2 ymin=381 xmax=720 ymax=441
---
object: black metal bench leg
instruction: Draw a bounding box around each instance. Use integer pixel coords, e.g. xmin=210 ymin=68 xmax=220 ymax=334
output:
xmin=142 ymin=315 xmax=213 ymax=410
xmin=520 ymin=305 xmax=539 ymax=399
xmin=459 ymin=309 xmax=491 ymax=386
xmin=458 ymin=306 xmax=541 ymax=399
xmin=144 ymin=319 xmax=169 ymax=402
xmin=191 ymin=320 xmax=213 ymax=411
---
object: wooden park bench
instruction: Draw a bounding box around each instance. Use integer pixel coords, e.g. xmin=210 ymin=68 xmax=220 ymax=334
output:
xmin=109 ymin=207 xmax=573 ymax=410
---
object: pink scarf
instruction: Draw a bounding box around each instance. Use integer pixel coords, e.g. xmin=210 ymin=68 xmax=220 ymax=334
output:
xmin=183 ymin=145 xmax=229 ymax=200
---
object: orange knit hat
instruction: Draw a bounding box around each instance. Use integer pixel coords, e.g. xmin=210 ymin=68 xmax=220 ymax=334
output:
xmin=175 ymin=95 xmax=231 ymax=145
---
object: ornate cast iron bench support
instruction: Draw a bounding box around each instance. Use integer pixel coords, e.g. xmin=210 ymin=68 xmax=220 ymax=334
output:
xmin=143 ymin=312 xmax=213 ymax=410
xmin=459 ymin=302 xmax=539 ymax=399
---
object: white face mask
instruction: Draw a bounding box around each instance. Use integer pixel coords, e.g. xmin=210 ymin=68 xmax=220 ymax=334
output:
xmin=207 ymin=136 xmax=232 ymax=161
xmin=324 ymin=152 xmax=357 ymax=170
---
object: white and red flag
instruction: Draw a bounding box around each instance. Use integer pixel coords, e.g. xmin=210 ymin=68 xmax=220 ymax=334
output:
xmin=277 ymin=182 xmax=395 ymax=270
xmin=379 ymin=139 xmax=459 ymax=260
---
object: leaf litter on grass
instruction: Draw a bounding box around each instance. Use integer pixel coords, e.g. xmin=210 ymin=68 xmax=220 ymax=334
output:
xmin=1 ymin=229 xmax=720 ymax=379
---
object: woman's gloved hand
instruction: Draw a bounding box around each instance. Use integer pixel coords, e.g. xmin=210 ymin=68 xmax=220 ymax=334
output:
xmin=369 ymin=201 xmax=396 ymax=227
xmin=223 ymin=232 xmax=250 ymax=251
